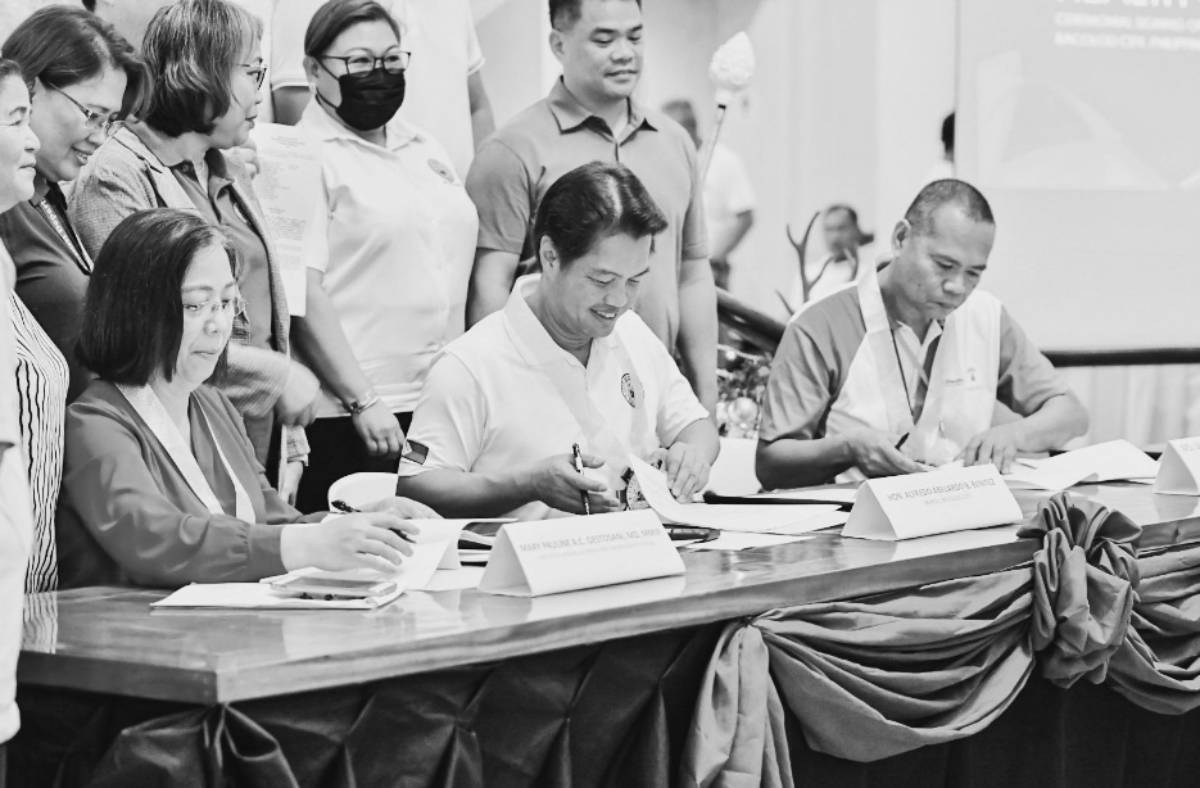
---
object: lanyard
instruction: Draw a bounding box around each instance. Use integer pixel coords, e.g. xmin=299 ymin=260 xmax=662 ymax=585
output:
xmin=889 ymin=326 xmax=940 ymax=424
xmin=34 ymin=196 xmax=92 ymax=275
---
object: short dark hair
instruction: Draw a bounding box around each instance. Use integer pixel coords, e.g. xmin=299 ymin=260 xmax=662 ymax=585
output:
xmin=2 ymin=5 xmax=149 ymax=119
xmin=550 ymin=0 xmax=642 ymax=30
xmin=534 ymin=161 xmax=667 ymax=266
xmin=941 ymin=111 xmax=955 ymax=155
xmin=903 ymin=178 xmax=994 ymax=238
xmin=0 ymin=58 xmax=22 ymax=86
xmin=79 ymin=209 xmax=236 ymax=386
xmin=305 ymin=0 xmax=401 ymax=58
xmin=140 ymin=0 xmax=263 ymax=137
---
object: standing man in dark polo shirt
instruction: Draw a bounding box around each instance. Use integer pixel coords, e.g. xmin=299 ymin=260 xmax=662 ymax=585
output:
xmin=464 ymin=0 xmax=717 ymax=411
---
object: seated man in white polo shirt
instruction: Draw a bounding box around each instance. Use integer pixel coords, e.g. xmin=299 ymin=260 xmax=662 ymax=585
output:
xmin=757 ymin=179 xmax=1088 ymax=489
xmin=396 ymin=161 xmax=718 ymax=519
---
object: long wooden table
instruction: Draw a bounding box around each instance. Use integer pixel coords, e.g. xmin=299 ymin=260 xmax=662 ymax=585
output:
xmin=19 ymin=483 xmax=1200 ymax=705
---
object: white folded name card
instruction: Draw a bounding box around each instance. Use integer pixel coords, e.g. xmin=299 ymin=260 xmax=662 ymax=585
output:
xmin=842 ymin=464 xmax=1023 ymax=541
xmin=1154 ymin=437 xmax=1200 ymax=495
xmin=478 ymin=510 xmax=685 ymax=597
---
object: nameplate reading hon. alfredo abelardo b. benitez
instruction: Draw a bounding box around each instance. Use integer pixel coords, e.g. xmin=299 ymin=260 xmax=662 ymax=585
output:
xmin=478 ymin=510 xmax=685 ymax=597
xmin=842 ymin=464 xmax=1023 ymax=541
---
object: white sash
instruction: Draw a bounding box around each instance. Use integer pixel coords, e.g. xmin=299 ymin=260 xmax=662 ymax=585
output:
xmin=845 ymin=265 xmax=1001 ymax=469
xmin=117 ymin=384 xmax=255 ymax=522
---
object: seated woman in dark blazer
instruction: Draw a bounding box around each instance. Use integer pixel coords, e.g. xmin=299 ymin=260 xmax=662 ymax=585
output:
xmin=57 ymin=209 xmax=433 ymax=589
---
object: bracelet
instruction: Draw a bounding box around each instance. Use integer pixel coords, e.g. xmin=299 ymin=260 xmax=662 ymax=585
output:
xmin=345 ymin=392 xmax=381 ymax=416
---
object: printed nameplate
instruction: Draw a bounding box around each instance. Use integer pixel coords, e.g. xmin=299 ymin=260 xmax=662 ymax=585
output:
xmin=842 ymin=464 xmax=1023 ymax=541
xmin=478 ymin=510 xmax=685 ymax=596
xmin=1154 ymin=437 xmax=1200 ymax=496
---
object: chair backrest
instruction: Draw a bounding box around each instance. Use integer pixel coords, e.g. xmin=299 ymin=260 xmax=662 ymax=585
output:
xmin=326 ymin=472 xmax=398 ymax=510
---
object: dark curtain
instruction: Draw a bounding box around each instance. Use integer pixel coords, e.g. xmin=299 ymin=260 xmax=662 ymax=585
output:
xmin=10 ymin=624 xmax=721 ymax=788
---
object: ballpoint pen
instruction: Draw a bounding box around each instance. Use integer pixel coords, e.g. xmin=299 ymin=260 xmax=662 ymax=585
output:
xmin=330 ymin=499 xmax=414 ymax=542
xmin=571 ymin=443 xmax=591 ymax=515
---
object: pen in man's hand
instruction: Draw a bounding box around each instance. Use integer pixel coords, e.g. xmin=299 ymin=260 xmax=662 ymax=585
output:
xmin=331 ymin=499 xmax=414 ymax=542
xmin=894 ymin=433 xmax=910 ymax=450
xmin=571 ymin=443 xmax=591 ymax=515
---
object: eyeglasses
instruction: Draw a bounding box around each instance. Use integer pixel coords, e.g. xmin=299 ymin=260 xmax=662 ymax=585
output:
xmin=238 ymin=62 xmax=269 ymax=89
xmin=182 ymin=294 xmax=246 ymax=321
xmin=318 ymin=48 xmax=411 ymax=76
xmin=48 ymin=85 xmax=119 ymax=137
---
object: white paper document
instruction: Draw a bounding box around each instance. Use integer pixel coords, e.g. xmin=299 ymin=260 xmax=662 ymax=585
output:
xmin=249 ymin=122 xmax=323 ymax=316
xmin=843 ymin=464 xmax=1023 ymax=541
xmin=627 ymin=456 xmax=848 ymax=534
xmin=152 ymin=582 xmax=403 ymax=610
xmin=742 ymin=487 xmax=859 ymax=505
xmin=669 ymin=503 xmax=848 ymax=534
xmin=478 ymin=510 xmax=685 ymax=597
xmin=1003 ymin=440 xmax=1159 ymax=490
xmin=1154 ymin=437 xmax=1200 ymax=495
xmin=686 ymin=532 xmax=810 ymax=551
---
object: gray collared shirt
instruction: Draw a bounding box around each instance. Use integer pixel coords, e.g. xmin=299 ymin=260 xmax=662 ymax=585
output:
xmin=465 ymin=79 xmax=709 ymax=349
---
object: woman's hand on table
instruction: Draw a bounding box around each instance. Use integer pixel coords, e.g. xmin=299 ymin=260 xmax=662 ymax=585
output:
xmin=282 ymin=512 xmax=418 ymax=573
xmin=352 ymin=400 xmax=404 ymax=457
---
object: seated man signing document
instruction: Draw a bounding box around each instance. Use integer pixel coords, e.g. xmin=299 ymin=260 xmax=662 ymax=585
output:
xmin=396 ymin=162 xmax=718 ymax=519
xmin=756 ymin=179 xmax=1088 ymax=489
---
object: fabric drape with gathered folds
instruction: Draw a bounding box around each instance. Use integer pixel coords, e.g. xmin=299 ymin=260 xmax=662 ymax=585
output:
xmin=681 ymin=492 xmax=1144 ymax=784
xmin=1108 ymin=540 xmax=1200 ymax=714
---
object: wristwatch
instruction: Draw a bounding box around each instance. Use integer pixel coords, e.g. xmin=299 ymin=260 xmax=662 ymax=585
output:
xmin=344 ymin=390 xmax=381 ymax=416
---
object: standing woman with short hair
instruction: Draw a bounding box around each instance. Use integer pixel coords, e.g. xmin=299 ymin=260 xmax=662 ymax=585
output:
xmin=0 ymin=6 xmax=148 ymax=404
xmin=291 ymin=0 xmax=478 ymax=511
xmin=0 ymin=55 xmax=41 ymax=781
xmin=70 ymin=0 xmax=320 ymax=488
xmin=0 ymin=7 xmax=146 ymax=592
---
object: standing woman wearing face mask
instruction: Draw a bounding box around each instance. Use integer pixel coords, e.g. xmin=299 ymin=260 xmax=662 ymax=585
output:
xmin=70 ymin=0 xmax=322 ymax=490
xmin=290 ymin=0 xmax=478 ymax=512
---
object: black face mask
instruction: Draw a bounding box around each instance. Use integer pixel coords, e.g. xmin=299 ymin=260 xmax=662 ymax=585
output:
xmin=320 ymin=66 xmax=406 ymax=131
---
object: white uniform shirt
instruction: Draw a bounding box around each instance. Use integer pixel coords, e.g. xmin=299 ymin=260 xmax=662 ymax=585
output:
xmin=297 ymin=102 xmax=478 ymax=415
xmin=0 ymin=246 xmax=32 ymax=744
xmin=272 ymin=0 xmax=485 ymax=177
xmin=703 ymin=143 xmax=755 ymax=258
xmin=398 ymin=276 xmax=710 ymax=520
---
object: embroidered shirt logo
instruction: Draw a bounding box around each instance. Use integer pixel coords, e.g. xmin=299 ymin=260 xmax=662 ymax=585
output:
xmin=620 ymin=373 xmax=639 ymax=407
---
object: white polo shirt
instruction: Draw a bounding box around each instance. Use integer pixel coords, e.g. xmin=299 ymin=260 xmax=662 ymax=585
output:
xmin=297 ymin=101 xmax=478 ymax=415
xmin=271 ymin=0 xmax=484 ymax=177
xmin=398 ymin=276 xmax=710 ymax=520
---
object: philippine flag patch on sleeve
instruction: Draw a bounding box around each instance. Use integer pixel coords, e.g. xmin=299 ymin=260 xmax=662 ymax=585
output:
xmin=401 ymin=439 xmax=429 ymax=465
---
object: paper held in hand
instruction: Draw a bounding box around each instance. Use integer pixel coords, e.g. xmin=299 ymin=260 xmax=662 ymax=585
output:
xmin=1154 ymin=437 xmax=1200 ymax=495
xmin=1003 ymin=439 xmax=1158 ymax=490
xmin=842 ymin=464 xmax=1023 ymax=541
xmin=478 ymin=510 xmax=685 ymax=597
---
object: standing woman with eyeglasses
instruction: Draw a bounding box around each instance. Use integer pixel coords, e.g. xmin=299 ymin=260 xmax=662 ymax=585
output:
xmin=0 ymin=7 xmax=146 ymax=593
xmin=290 ymin=0 xmax=478 ymax=512
xmin=70 ymin=0 xmax=322 ymax=494
xmin=0 ymin=7 xmax=146 ymax=404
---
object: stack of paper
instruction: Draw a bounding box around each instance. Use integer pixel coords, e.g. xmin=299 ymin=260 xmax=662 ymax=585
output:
xmin=152 ymin=538 xmax=453 ymax=610
xmin=1003 ymin=440 xmax=1158 ymax=491
xmin=629 ymin=456 xmax=849 ymax=536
